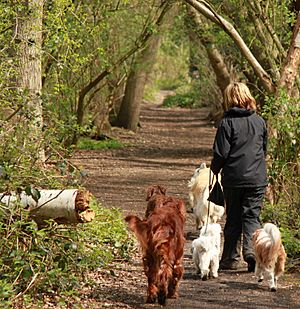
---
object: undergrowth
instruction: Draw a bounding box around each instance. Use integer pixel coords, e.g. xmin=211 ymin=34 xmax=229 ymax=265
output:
xmin=162 ymin=81 xmax=207 ymax=109
xmin=260 ymin=91 xmax=300 ymax=272
xmin=261 ymin=201 xmax=300 ymax=271
xmin=0 ymin=198 xmax=133 ymax=307
xmin=77 ymin=137 xmax=124 ymax=150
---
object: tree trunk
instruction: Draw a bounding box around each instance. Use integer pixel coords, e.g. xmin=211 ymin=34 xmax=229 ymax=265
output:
xmin=115 ymin=35 xmax=161 ymax=131
xmin=0 ymin=189 xmax=95 ymax=228
xmin=18 ymin=0 xmax=45 ymax=162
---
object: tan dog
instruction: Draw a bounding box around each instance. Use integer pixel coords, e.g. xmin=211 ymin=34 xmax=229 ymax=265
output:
xmin=188 ymin=163 xmax=224 ymax=229
xmin=252 ymin=223 xmax=287 ymax=291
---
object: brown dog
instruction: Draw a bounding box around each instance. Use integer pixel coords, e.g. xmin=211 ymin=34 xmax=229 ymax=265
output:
xmin=252 ymin=223 xmax=286 ymax=291
xmin=145 ymin=185 xmax=185 ymax=219
xmin=125 ymin=185 xmax=185 ymax=306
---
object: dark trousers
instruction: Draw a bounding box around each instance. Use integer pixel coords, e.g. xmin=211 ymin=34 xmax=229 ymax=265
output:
xmin=220 ymin=186 xmax=266 ymax=263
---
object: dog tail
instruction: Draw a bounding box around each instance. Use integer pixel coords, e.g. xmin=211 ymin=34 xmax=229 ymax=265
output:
xmin=253 ymin=223 xmax=283 ymax=266
xmin=263 ymin=223 xmax=281 ymax=247
xmin=263 ymin=223 xmax=287 ymax=278
xmin=152 ymin=225 xmax=175 ymax=306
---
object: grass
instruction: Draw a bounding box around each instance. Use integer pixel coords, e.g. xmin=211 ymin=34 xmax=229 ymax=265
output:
xmin=77 ymin=137 xmax=124 ymax=150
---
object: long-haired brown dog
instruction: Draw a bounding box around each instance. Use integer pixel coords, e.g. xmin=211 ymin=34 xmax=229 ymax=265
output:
xmin=145 ymin=184 xmax=167 ymax=218
xmin=125 ymin=185 xmax=185 ymax=306
xmin=145 ymin=185 xmax=185 ymax=219
xmin=252 ymin=223 xmax=286 ymax=291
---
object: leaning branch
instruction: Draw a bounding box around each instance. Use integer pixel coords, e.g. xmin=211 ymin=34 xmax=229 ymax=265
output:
xmin=183 ymin=0 xmax=276 ymax=93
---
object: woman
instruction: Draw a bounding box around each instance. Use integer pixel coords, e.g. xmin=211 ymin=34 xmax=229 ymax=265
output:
xmin=210 ymin=82 xmax=268 ymax=272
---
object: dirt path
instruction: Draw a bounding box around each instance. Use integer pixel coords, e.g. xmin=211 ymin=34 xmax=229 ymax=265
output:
xmin=72 ymin=93 xmax=300 ymax=309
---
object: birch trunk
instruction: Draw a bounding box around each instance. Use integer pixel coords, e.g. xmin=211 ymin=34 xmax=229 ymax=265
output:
xmin=0 ymin=189 xmax=95 ymax=228
xmin=18 ymin=0 xmax=45 ymax=162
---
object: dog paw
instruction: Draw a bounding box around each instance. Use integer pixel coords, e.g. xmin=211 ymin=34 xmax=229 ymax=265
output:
xmin=157 ymin=291 xmax=167 ymax=306
xmin=270 ymin=287 xmax=277 ymax=292
xmin=146 ymin=295 xmax=156 ymax=303
xmin=167 ymin=291 xmax=178 ymax=299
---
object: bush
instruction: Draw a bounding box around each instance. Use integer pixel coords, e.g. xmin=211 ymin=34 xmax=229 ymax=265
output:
xmin=260 ymin=92 xmax=300 ymax=269
xmin=161 ymin=80 xmax=209 ymax=109
xmin=162 ymin=92 xmax=196 ymax=108
xmin=261 ymin=200 xmax=300 ymax=269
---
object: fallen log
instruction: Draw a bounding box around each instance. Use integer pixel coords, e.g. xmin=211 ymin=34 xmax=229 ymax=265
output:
xmin=0 ymin=189 xmax=95 ymax=227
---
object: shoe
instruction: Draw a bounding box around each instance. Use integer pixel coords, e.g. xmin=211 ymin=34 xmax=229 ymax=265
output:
xmin=245 ymin=255 xmax=256 ymax=272
xmin=219 ymin=260 xmax=239 ymax=270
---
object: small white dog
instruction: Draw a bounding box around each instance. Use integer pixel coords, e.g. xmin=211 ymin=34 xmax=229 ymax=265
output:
xmin=188 ymin=163 xmax=225 ymax=230
xmin=252 ymin=223 xmax=287 ymax=291
xmin=192 ymin=223 xmax=222 ymax=280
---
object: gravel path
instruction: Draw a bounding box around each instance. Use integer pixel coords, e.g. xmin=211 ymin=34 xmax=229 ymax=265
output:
xmin=72 ymin=95 xmax=300 ymax=309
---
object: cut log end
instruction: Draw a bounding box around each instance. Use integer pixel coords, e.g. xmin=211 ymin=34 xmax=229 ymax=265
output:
xmin=75 ymin=189 xmax=93 ymax=211
xmin=75 ymin=189 xmax=95 ymax=223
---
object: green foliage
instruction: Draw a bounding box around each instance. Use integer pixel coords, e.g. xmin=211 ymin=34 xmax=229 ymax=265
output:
xmin=281 ymin=228 xmax=300 ymax=261
xmin=146 ymin=6 xmax=220 ymax=108
xmin=149 ymin=29 xmax=190 ymax=91
xmin=0 ymin=199 xmax=133 ymax=307
xmin=77 ymin=201 xmax=134 ymax=267
xmin=162 ymin=81 xmax=204 ymax=108
xmin=262 ymin=92 xmax=300 ymax=203
xmin=261 ymin=201 xmax=300 ymax=264
xmin=161 ymin=76 xmax=218 ymax=109
xmin=163 ymin=92 xmax=196 ymax=108
xmin=41 ymin=0 xmax=169 ymax=145
xmin=77 ymin=137 xmax=124 ymax=150
xmin=261 ymin=91 xmax=300 ymax=263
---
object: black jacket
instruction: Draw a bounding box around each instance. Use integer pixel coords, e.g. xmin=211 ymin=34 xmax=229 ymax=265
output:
xmin=211 ymin=107 xmax=268 ymax=188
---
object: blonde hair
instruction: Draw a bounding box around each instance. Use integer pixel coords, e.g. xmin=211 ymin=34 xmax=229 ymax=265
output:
xmin=223 ymin=82 xmax=257 ymax=110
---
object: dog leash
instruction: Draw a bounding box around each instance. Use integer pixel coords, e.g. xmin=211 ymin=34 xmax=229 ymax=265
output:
xmin=204 ymin=169 xmax=214 ymax=234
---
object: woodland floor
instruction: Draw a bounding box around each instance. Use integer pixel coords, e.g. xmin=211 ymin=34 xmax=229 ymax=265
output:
xmin=72 ymin=91 xmax=300 ymax=309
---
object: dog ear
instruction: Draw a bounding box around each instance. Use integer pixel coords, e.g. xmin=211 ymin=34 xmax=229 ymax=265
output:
xmin=146 ymin=186 xmax=155 ymax=201
xmin=146 ymin=185 xmax=166 ymax=200
xmin=176 ymin=200 xmax=186 ymax=221
xmin=125 ymin=215 xmax=149 ymax=250
xmin=158 ymin=185 xmax=166 ymax=195
xmin=199 ymin=162 xmax=206 ymax=169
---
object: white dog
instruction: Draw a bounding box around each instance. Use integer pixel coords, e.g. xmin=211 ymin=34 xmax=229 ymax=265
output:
xmin=192 ymin=223 xmax=222 ymax=280
xmin=252 ymin=223 xmax=287 ymax=291
xmin=188 ymin=163 xmax=224 ymax=230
